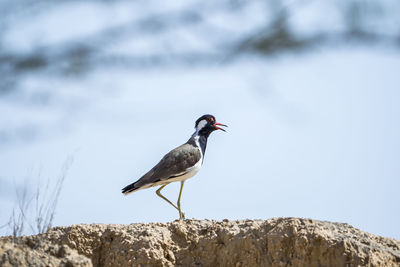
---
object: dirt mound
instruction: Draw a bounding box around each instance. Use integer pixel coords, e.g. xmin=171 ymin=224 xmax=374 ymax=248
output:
xmin=1 ymin=218 xmax=399 ymax=266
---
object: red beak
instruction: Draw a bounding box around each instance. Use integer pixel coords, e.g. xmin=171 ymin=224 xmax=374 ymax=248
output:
xmin=214 ymin=122 xmax=228 ymax=132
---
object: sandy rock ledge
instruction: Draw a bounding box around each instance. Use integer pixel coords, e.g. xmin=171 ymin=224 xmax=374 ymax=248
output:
xmin=1 ymin=218 xmax=399 ymax=267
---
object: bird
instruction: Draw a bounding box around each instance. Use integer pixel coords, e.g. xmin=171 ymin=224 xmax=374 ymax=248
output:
xmin=121 ymin=114 xmax=227 ymax=220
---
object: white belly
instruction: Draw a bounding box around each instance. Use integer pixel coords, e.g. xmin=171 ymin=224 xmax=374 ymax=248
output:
xmin=152 ymin=159 xmax=202 ymax=187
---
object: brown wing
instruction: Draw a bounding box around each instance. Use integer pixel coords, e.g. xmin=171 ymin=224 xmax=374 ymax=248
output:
xmin=132 ymin=143 xmax=201 ymax=189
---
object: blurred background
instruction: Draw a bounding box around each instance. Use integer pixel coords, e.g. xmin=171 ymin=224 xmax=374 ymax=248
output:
xmin=0 ymin=0 xmax=399 ymax=239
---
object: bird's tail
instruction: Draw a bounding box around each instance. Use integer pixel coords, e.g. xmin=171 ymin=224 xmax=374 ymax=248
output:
xmin=121 ymin=182 xmax=138 ymax=195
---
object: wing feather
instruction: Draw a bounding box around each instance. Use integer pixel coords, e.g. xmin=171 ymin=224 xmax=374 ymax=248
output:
xmin=132 ymin=143 xmax=201 ymax=189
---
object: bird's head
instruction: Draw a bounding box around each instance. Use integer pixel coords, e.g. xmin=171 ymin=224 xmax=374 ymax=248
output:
xmin=194 ymin=114 xmax=227 ymax=137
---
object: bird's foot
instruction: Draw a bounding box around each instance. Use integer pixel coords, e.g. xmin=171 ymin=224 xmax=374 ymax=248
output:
xmin=179 ymin=211 xmax=186 ymax=220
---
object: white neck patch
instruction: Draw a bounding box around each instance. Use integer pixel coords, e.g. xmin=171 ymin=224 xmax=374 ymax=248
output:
xmin=195 ymin=119 xmax=207 ymax=132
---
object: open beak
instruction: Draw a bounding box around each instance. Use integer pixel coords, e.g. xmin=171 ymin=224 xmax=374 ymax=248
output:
xmin=214 ymin=122 xmax=228 ymax=132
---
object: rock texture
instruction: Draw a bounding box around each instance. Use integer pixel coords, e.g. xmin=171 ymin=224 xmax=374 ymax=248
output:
xmin=1 ymin=218 xmax=399 ymax=267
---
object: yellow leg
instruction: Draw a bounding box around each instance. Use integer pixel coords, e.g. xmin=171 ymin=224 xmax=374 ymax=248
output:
xmin=177 ymin=181 xmax=185 ymax=220
xmin=156 ymin=184 xmax=179 ymax=211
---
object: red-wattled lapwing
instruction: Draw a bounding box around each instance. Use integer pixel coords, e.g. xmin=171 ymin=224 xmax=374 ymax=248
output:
xmin=122 ymin=114 xmax=227 ymax=220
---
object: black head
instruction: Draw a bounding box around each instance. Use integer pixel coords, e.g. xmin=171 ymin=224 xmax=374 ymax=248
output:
xmin=194 ymin=114 xmax=227 ymax=137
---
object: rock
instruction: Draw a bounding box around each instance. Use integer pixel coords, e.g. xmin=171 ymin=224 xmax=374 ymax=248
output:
xmin=0 ymin=236 xmax=92 ymax=267
xmin=1 ymin=218 xmax=399 ymax=266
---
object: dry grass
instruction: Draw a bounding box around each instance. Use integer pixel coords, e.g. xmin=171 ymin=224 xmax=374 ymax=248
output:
xmin=0 ymin=156 xmax=73 ymax=241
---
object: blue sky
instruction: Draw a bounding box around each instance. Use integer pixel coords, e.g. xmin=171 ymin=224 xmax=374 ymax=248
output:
xmin=1 ymin=47 xmax=399 ymax=240
xmin=1 ymin=0 xmax=400 ymax=240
